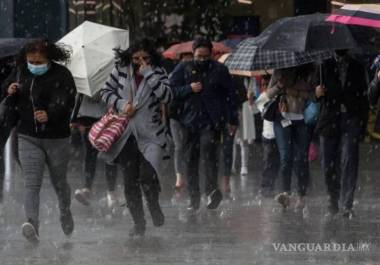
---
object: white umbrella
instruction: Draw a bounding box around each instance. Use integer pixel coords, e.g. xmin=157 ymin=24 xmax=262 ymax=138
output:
xmin=59 ymin=21 xmax=129 ymax=96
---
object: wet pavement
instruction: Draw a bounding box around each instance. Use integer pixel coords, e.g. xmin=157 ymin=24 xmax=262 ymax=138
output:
xmin=1 ymin=142 xmax=380 ymax=265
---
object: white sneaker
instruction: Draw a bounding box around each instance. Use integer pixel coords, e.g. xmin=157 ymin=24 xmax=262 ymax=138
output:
xmin=240 ymin=166 xmax=248 ymax=176
xmin=22 ymin=222 xmax=39 ymax=243
xmin=107 ymin=191 xmax=118 ymax=208
xmin=74 ymin=188 xmax=91 ymax=206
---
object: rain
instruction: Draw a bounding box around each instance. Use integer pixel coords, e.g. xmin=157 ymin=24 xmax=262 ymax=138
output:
xmin=1 ymin=1 xmax=380 ymax=265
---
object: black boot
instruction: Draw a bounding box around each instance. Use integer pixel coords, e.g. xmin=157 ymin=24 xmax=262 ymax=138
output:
xmin=60 ymin=209 xmax=74 ymax=236
xmin=129 ymin=224 xmax=146 ymax=238
xmin=188 ymin=195 xmax=201 ymax=211
xmin=126 ymin=195 xmax=146 ymax=237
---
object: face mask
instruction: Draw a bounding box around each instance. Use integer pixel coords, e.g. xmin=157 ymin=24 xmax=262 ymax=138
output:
xmin=195 ymin=59 xmax=210 ymax=70
xmin=27 ymin=62 xmax=49 ymax=76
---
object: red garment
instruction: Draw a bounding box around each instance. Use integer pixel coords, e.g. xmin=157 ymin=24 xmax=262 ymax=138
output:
xmin=135 ymin=74 xmax=144 ymax=89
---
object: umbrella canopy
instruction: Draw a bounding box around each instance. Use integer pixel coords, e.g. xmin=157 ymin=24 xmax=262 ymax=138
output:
xmin=224 ymin=37 xmax=332 ymax=72
xmin=327 ymin=4 xmax=380 ymax=29
xmin=0 ymin=38 xmax=31 ymax=59
xmin=59 ymin=21 xmax=129 ymax=96
xmin=218 ymin=53 xmax=272 ymax=76
xmin=163 ymin=41 xmax=230 ymax=60
xmin=259 ymin=13 xmax=379 ymax=52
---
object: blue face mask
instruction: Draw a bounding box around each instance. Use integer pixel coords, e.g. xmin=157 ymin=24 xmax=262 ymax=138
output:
xmin=27 ymin=62 xmax=49 ymax=76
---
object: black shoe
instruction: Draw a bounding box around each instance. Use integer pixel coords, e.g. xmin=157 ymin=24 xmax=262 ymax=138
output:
xmin=207 ymin=189 xmax=223 ymax=210
xmin=342 ymin=209 xmax=355 ymax=219
xmin=148 ymin=203 xmax=165 ymax=227
xmin=22 ymin=221 xmax=39 ymax=243
xmin=327 ymin=198 xmax=339 ymax=215
xmin=60 ymin=210 xmax=74 ymax=236
xmin=187 ymin=196 xmax=201 ymax=211
xmin=129 ymin=224 xmax=145 ymax=238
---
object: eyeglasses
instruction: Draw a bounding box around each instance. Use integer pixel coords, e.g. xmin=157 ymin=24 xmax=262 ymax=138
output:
xmin=132 ymin=56 xmax=151 ymax=61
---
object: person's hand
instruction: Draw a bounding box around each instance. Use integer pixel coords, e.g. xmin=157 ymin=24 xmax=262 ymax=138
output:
xmin=70 ymin=123 xmax=77 ymax=129
xmin=247 ymin=91 xmax=254 ymax=106
xmin=139 ymin=59 xmax=152 ymax=75
xmin=277 ymin=78 xmax=285 ymax=89
xmin=191 ymin=82 xmax=202 ymax=93
xmin=78 ymin=125 xmax=87 ymax=133
xmin=123 ymin=103 xmax=136 ymax=118
xmin=7 ymin=83 xmax=18 ymax=95
xmin=228 ymin=124 xmax=237 ymax=136
xmin=279 ymin=102 xmax=288 ymax=113
xmin=377 ymin=70 xmax=380 ymax=81
xmin=34 ymin=110 xmax=48 ymax=123
xmin=315 ymin=85 xmax=325 ymax=98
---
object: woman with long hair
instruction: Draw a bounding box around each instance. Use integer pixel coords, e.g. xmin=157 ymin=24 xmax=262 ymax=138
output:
xmin=99 ymin=39 xmax=172 ymax=237
xmin=2 ymin=39 xmax=76 ymax=242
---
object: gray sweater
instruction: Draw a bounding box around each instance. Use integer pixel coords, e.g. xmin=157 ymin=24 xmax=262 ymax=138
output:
xmin=99 ymin=64 xmax=173 ymax=177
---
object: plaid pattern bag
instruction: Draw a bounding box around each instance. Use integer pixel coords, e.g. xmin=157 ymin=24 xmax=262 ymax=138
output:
xmin=88 ymin=109 xmax=128 ymax=152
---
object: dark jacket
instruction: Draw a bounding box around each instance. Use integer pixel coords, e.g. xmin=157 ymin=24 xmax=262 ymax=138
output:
xmin=1 ymin=62 xmax=76 ymax=139
xmin=368 ymin=56 xmax=380 ymax=106
xmin=169 ymin=60 xmax=238 ymax=131
xmin=316 ymin=57 xmax=369 ymax=137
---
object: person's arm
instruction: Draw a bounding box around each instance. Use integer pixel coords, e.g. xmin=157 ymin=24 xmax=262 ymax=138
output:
xmin=99 ymin=65 xmax=126 ymax=113
xmin=169 ymin=62 xmax=193 ymax=100
xmin=266 ymin=69 xmax=283 ymax=98
xmin=221 ymin=65 xmax=239 ymax=127
xmin=1 ymin=68 xmax=17 ymax=99
xmin=140 ymin=66 xmax=172 ymax=104
xmin=47 ymin=69 xmax=76 ymax=124
xmin=70 ymin=93 xmax=83 ymax=123
xmin=368 ymin=67 xmax=380 ymax=106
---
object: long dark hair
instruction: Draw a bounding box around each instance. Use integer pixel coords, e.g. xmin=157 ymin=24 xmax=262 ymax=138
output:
xmin=17 ymin=38 xmax=72 ymax=68
xmin=114 ymin=38 xmax=162 ymax=67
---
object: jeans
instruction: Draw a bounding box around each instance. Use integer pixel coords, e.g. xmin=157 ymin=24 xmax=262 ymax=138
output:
xmin=183 ymin=127 xmax=221 ymax=202
xmin=18 ymin=134 xmax=71 ymax=228
xmin=261 ymin=137 xmax=280 ymax=192
xmin=82 ymin=128 xmax=117 ymax=191
xmin=320 ymin=115 xmax=361 ymax=210
xmin=273 ymin=118 xmax=310 ymax=196
xmin=170 ymin=119 xmax=187 ymax=176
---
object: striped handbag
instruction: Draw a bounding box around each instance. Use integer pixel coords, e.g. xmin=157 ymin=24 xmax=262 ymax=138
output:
xmin=88 ymin=109 xmax=129 ymax=152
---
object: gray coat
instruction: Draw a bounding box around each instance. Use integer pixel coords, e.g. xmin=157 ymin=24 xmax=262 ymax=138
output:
xmin=99 ymin=64 xmax=173 ymax=177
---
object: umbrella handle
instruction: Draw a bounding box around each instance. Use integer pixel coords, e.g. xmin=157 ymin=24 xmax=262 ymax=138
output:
xmin=319 ymin=64 xmax=323 ymax=86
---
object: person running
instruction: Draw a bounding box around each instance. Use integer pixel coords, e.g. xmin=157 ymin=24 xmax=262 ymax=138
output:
xmin=2 ymin=39 xmax=76 ymax=243
xmin=99 ymin=39 xmax=172 ymax=237
xmin=71 ymin=93 xmax=119 ymax=208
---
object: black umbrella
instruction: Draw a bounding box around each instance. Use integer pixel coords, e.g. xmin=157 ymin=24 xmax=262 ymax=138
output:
xmin=0 ymin=38 xmax=30 ymax=58
xmin=260 ymin=13 xmax=380 ymax=52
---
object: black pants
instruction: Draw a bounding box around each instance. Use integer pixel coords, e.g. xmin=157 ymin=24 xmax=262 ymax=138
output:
xmin=261 ymin=137 xmax=280 ymax=192
xmin=184 ymin=127 xmax=221 ymax=202
xmin=320 ymin=115 xmax=361 ymax=210
xmin=222 ymin=126 xmax=235 ymax=177
xmin=0 ymin=140 xmax=4 ymax=202
xmin=117 ymin=136 xmax=161 ymax=228
xmin=82 ymin=129 xmax=117 ymax=191
xmin=0 ymin=125 xmax=12 ymax=202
